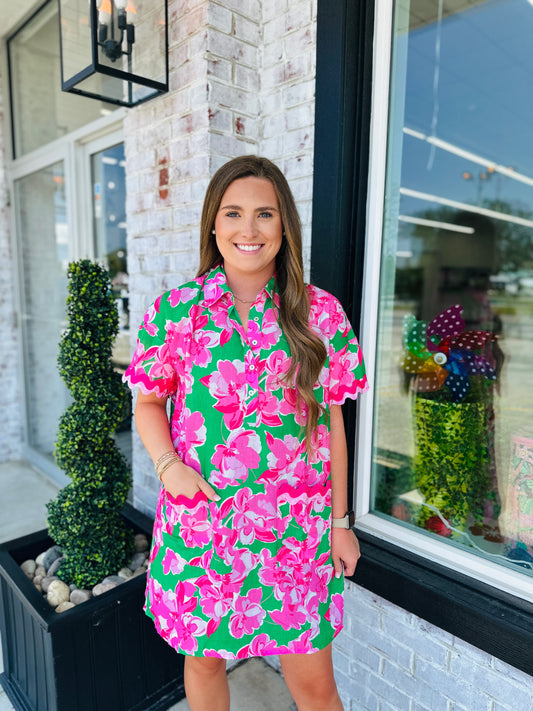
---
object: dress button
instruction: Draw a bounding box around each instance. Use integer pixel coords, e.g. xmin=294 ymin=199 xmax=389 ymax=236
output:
xmin=252 ymin=339 xmax=258 ymax=346
xmin=249 ymin=364 xmax=255 ymax=371
xmin=253 ymin=316 xmax=259 ymax=322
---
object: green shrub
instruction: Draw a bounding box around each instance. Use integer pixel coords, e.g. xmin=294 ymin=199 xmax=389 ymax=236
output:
xmin=47 ymin=260 xmax=133 ymax=588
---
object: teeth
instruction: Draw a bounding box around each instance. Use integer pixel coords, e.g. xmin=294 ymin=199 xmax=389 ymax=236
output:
xmin=236 ymin=244 xmax=262 ymax=252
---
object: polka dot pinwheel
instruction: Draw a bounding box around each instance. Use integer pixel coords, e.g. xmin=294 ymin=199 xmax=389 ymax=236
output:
xmin=401 ymin=304 xmax=497 ymax=402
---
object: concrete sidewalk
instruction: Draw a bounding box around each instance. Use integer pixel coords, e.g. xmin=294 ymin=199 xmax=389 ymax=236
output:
xmin=0 ymin=460 xmax=295 ymax=711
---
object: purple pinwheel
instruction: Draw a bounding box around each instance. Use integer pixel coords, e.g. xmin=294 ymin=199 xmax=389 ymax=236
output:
xmin=401 ymin=304 xmax=497 ymax=402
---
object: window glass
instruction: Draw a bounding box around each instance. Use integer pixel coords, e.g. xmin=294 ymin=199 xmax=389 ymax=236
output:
xmin=16 ymin=161 xmax=69 ymax=457
xmin=92 ymin=142 xmax=131 ymax=460
xmin=8 ymin=1 xmax=117 ymax=158
xmin=372 ymin=0 xmax=533 ymax=578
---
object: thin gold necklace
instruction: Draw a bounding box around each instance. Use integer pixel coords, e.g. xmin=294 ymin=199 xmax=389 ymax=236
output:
xmin=233 ymin=293 xmax=256 ymax=304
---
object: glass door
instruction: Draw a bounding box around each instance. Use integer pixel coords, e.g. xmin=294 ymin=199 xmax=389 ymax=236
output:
xmin=16 ymin=161 xmax=70 ymax=461
xmin=90 ymin=142 xmax=131 ymax=462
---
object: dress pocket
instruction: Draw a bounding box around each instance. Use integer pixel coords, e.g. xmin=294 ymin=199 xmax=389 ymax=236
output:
xmin=163 ymin=489 xmax=212 ymax=551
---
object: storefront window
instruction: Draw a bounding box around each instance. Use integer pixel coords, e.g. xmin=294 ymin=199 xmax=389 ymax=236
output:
xmin=8 ymin=1 xmax=117 ymax=158
xmin=371 ymin=1 xmax=533 ymax=578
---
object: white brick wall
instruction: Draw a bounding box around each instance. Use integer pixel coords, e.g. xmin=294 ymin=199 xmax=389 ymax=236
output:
xmin=126 ymin=0 xmax=317 ymax=513
xmin=0 ymin=67 xmax=22 ymax=462
xmin=333 ymin=583 xmax=533 ymax=711
xmin=122 ymin=3 xmax=533 ymax=706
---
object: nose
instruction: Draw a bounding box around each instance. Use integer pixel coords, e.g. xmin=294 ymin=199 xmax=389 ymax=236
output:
xmin=241 ymin=215 xmax=256 ymax=238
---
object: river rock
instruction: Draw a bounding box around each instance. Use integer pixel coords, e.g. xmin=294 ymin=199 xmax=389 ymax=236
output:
xmin=128 ymin=552 xmax=147 ymax=571
xmin=102 ymin=575 xmax=124 ymax=586
xmin=35 ymin=551 xmax=47 ymax=567
xmin=55 ymin=601 xmax=75 ymax=613
xmin=42 ymin=546 xmax=62 ymax=571
xmin=117 ymin=567 xmax=133 ymax=580
xmin=21 ymin=559 xmax=36 ymax=579
xmin=70 ymin=589 xmax=92 ymax=605
xmin=34 ymin=564 xmax=46 ymax=579
xmin=41 ymin=576 xmax=60 ymax=594
xmin=47 ymin=580 xmax=71 ymax=607
xmin=134 ymin=534 xmax=149 ymax=552
xmin=47 ymin=556 xmax=65 ymax=577
xmin=92 ymin=582 xmax=118 ymax=596
xmin=132 ymin=566 xmax=147 ymax=578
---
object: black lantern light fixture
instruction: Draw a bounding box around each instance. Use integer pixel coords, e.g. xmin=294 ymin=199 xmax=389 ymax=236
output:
xmin=58 ymin=0 xmax=168 ymax=107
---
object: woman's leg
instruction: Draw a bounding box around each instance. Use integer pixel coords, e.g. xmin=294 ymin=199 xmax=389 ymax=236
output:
xmin=279 ymin=644 xmax=344 ymax=711
xmin=184 ymin=656 xmax=229 ymax=711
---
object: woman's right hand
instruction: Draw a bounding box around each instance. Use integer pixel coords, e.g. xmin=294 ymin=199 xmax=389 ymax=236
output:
xmin=160 ymin=460 xmax=220 ymax=502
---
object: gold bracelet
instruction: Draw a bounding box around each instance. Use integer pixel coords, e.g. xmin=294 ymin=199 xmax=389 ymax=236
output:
xmin=155 ymin=452 xmax=183 ymax=482
xmin=154 ymin=451 xmax=179 ymax=470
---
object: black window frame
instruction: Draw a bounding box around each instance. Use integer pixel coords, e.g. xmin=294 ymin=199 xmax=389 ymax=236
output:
xmin=311 ymin=0 xmax=533 ymax=677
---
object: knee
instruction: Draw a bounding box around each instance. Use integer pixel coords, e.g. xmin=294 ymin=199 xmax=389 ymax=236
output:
xmin=185 ymin=655 xmax=226 ymax=678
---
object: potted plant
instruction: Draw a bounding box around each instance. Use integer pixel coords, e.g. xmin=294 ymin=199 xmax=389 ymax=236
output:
xmin=401 ymin=304 xmax=500 ymax=535
xmin=0 ymin=261 xmax=184 ymax=711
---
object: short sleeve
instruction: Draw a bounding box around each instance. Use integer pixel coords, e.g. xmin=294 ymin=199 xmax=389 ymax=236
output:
xmin=321 ymin=292 xmax=369 ymax=406
xmin=123 ymin=293 xmax=178 ymax=398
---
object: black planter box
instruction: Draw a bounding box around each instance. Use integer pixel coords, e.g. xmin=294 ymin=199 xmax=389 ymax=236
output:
xmin=0 ymin=505 xmax=185 ymax=711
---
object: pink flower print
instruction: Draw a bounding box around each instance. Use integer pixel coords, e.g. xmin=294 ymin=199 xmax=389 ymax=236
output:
xmin=270 ymin=600 xmax=307 ymax=631
xmin=308 ymin=424 xmax=330 ymax=464
xmin=162 ymin=548 xmax=187 ymax=576
xmin=182 ymin=408 xmax=207 ymax=457
xmin=165 ymin=317 xmax=192 ymax=360
xmin=232 ymin=488 xmax=278 ymax=544
xmin=197 ymin=576 xmax=235 ymax=623
xmin=266 ymin=432 xmax=304 ymax=472
xmin=211 ymin=429 xmax=261 ymax=489
xmin=254 ymin=389 xmax=282 ymax=427
xmin=202 ymin=271 xmax=226 ymax=304
xmin=324 ymin=592 xmax=344 ymax=631
xmin=229 ymin=588 xmax=266 ymax=639
xmin=211 ymin=303 xmax=235 ymax=345
xmin=279 ymin=385 xmax=309 ymax=425
xmin=260 ymin=308 xmax=282 ymax=350
xmin=167 ymin=285 xmax=198 ymax=307
xmin=173 ymin=612 xmax=207 ymax=654
xmin=323 ymin=343 xmax=366 ymax=404
xmin=142 ymin=299 xmax=161 ymax=336
xmin=200 ymin=360 xmax=248 ymax=429
xmin=265 ymin=350 xmax=291 ymax=392
xmin=179 ymin=498 xmax=211 ymax=548
xmin=286 ymin=630 xmax=317 ymax=654
xmin=237 ymin=633 xmax=279 ymax=659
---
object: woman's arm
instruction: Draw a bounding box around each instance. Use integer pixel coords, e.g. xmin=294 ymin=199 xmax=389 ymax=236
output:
xmin=134 ymin=391 xmax=219 ymax=501
xmin=329 ymin=403 xmax=361 ymax=577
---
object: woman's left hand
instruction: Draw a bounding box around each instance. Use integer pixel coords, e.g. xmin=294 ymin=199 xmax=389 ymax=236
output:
xmin=331 ymin=528 xmax=361 ymax=578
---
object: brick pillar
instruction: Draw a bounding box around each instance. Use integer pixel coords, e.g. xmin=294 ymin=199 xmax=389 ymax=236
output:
xmin=126 ymin=0 xmax=316 ymax=513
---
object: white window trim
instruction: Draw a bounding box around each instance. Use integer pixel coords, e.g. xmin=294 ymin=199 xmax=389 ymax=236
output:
xmin=353 ymin=0 xmax=533 ymax=604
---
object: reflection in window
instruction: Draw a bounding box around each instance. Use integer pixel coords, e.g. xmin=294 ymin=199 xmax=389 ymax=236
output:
xmin=16 ymin=162 xmax=69 ymax=457
xmin=372 ymin=1 xmax=533 ymax=577
xmin=8 ymin=0 xmax=117 ymax=157
xmin=92 ymin=143 xmax=131 ymax=460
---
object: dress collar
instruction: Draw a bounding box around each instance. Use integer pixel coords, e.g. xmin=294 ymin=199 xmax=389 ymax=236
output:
xmin=201 ymin=264 xmax=277 ymax=308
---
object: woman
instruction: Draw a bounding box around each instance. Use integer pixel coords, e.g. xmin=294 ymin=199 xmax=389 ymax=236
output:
xmin=124 ymin=156 xmax=368 ymax=710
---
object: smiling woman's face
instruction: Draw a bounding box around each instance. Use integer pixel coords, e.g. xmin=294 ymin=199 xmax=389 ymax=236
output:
xmin=214 ymin=176 xmax=283 ymax=286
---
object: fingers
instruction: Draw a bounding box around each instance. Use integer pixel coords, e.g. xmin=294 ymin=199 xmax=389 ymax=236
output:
xmin=197 ymin=477 xmax=221 ymax=502
xmin=161 ymin=463 xmax=220 ymax=502
xmin=334 ymin=557 xmax=344 ymax=579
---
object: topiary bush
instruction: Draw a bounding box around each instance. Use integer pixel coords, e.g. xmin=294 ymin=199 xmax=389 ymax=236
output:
xmin=47 ymin=260 xmax=133 ymax=589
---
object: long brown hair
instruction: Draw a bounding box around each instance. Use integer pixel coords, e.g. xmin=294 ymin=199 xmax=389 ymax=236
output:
xmin=197 ymin=155 xmax=327 ymax=447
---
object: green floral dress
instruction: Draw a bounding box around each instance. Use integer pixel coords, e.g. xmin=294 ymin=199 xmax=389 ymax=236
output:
xmin=124 ymin=266 xmax=368 ymax=658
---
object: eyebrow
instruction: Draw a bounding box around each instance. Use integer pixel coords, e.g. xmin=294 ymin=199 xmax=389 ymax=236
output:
xmin=219 ymin=204 xmax=279 ymax=212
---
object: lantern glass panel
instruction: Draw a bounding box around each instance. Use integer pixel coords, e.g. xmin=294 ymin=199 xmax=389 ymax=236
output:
xmin=59 ymin=0 xmax=168 ymax=107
